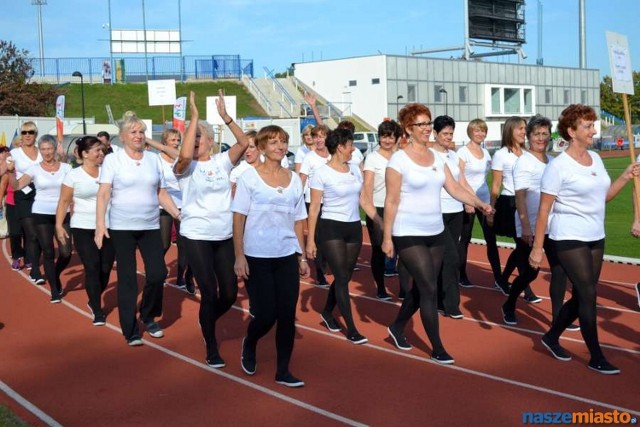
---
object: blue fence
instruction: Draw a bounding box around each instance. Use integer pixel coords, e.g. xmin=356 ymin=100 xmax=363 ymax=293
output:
xmin=29 ymin=55 xmax=254 ymax=84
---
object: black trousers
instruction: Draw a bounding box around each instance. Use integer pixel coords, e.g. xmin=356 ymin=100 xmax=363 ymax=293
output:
xmin=5 ymin=203 xmax=25 ymax=260
xmin=365 ymin=206 xmax=386 ymax=294
xmin=244 ymin=254 xmax=300 ymax=376
xmin=159 ymin=209 xmax=189 ymax=281
xmin=33 ymin=213 xmax=72 ymax=299
xmin=438 ymin=212 xmax=462 ymax=313
xmin=110 ymin=229 xmax=167 ymax=340
xmin=72 ymin=228 xmax=116 ymax=318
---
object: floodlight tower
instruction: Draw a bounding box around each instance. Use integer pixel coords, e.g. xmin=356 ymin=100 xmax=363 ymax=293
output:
xmin=32 ymin=0 xmax=47 ymax=77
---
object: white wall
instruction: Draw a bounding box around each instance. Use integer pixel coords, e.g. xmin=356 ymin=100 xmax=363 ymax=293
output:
xmin=295 ymin=56 xmax=388 ymax=127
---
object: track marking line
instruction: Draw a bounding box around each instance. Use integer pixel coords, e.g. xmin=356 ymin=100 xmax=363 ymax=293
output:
xmin=0 ymin=381 xmax=62 ymax=427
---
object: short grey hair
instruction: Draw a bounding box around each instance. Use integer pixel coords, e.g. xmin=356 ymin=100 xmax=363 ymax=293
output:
xmin=38 ymin=134 xmax=57 ymax=148
xmin=526 ymin=114 xmax=552 ymax=138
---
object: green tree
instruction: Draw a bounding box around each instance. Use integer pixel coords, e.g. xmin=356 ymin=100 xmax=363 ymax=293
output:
xmin=600 ymin=71 xmax=640 ymax=123
xmin=0 ymin=40 xmax=58 ymax=116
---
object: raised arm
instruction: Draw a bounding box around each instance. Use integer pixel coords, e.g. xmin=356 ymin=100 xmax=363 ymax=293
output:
xmin=303 ymin=92 xmax=323 ymax=125
xmin=217 ymin=89 xmax=249 ymax=165
xmin=174 ymin=91 xmax=199 ymax=175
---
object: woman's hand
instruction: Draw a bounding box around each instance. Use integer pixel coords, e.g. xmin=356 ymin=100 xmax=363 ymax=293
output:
xmin=234 ymin=255 xmax=249 ymax=280
xmin=189 ymin=91 xmax=198 ymax=118
xmin=303 ymin=92 xmax=317 ymax=106
xmin=528 ymin=247 xmax=544 ymax=269
xmin=215 ymin=89 xmax=231 ymax=123
xmin=306 ymin=241 xmax=317 ymax=260
xmin=478 ymin=203 xmax=494 ymax=218
xmin=55 ymin=224 xmax=69 ymax=246
xmin=94 ymin=225 xmax=109 ymax=250
xmin=299 ymin=259 xmax=310 ymax=278
xmin=631 ymin=218 xmax=640 ymax=238
xmin=464 ymin=204 xmax=475 ymax=214
xmin=381 ymin=238 xmax=394 ymax=258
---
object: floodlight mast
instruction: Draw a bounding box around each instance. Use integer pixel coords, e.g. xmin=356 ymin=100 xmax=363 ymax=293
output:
xmin=32 ymin=0 xmax=47 ymax=77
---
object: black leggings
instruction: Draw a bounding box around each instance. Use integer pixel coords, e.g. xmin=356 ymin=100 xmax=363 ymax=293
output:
xmin=110 ymin=229 xmax=167 ymax=340
xmin=391 ymin=232 xmax=447 ymax=354
xmin=438 ymin=212 xmax=462 ymax=312
xmin=306 ymin=202 xmax=327 ymax=281
xmin=183 ymin=237 xmax=237 ymax=359
xmin=33 ymin=214 xmax=72 ymax=298
xmin=159 ymin=210 xmax=189 ymax=281
xmin=546 ymin=239 xmax=605 ymax=362
xmin=458 ymin=209 xmax=517 ymax=285
xmin=20 ymin=216 xmax=43 ymax=278
xmin=365 ymin=207 xmax=386 ymax=294
xmin=244 ymin=254 xmax=299 ymax=376
xmin=504 ymin=236 xmax=568 ymax=318
xmin=5 ymin=203 xmax=25 ymax=260
xmin=317 ymin=219 xmax=362 ymax=334
xmin=72 ymin=228 xmax=116 ymax=318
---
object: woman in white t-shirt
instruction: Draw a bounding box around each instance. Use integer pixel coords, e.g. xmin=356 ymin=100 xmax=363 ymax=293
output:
xmin=383 ymin=104 xmax=492 ymax=362
xmin=55 ymin=136 xmax=115 ymax=325
xmin=229 ymin=130 xmax=259 ymax=196
xmin=360 ymin=120 xmax=403 ymax=301
xmin=530 ymin=105 xmax=639 ymax=375
xmin=293 ymin=124 xmax=314 ymax=174
xmin=96 ymin=113 xmax=180 ymax=346
xmin=9 ymin=121 xmax=44 ymax=283
xmin=502 ymin=115 xmax=569 ymax=327
xmin=306 ymin=128 xmax=367 ymax=344
xmin=232 ymin=125 xmax=309 ymax=388
xmin=174 ymin=91 xmax=250 ymax=368
xmin=299 ymin=124 xmax=331 ymax=288
xmin=490 ymin=117 xmax=539 ymax=303
xmin=8 ymin=135 xmax=72 ymax=303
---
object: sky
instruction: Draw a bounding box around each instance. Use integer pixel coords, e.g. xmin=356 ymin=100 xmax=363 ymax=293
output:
xmin=1 ymin=0 xmax=639 ymax=79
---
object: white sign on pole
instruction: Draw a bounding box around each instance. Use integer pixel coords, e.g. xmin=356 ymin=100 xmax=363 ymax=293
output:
xmin=206 ymin=96 xmax=237 ymax=125
xmin=147 ymin=79 xmax=177 ymax=106
xmin=606 ymin=31 xmax=635 ymax=95
xmin=142 ymin=119 xmax=153 ymax=140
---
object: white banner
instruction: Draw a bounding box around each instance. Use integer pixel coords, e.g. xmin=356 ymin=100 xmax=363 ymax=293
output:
xmin=606 ymin=31 xmax=635 ymax=95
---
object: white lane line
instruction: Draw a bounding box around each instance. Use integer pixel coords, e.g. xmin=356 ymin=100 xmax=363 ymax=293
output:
xmin=0 ymin=381 xmax=63 ymax=427
xmin=1 ymin=242 xmax=367 ymax=427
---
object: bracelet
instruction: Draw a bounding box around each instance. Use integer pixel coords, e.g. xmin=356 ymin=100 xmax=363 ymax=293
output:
xmin=300 ymin=259 xmax=307 ymax=263
xmin=224 ymin=117 xmax=233 ymax=125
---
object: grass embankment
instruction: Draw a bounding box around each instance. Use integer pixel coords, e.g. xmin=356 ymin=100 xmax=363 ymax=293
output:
xmin=472 ymin=156 xmax=640 ymax=258
xmin=0 ymin=405 xmax=28 ymax=427
xmin=60 ymin=81 xmax=266 ymax=124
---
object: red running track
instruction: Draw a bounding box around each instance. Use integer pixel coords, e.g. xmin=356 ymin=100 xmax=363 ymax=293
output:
xmin=0 ymin=234 xmax=639 ymax=426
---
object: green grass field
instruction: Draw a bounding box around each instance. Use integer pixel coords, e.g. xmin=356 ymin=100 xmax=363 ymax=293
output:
xmin=59 ymin=81 xmax=266 ymax=124
xmin=0 ymin=405 xmax=28 ymax=427
xmin=472 ymin=156 xmax=640 ymax=258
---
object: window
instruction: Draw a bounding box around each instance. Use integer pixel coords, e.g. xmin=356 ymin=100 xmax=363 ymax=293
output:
xmin=545 ymin=89 xmax=552 ymax=104
xmin=407 ymin=84 xmax=416 ymax=102
xmin=485 ymin=85 xmax=536 ymax=116
xmin=563 ymin=89 xmax=570 ymax=104
xmin=435 ymin=85 xmax=443 ymax=102
xmin=459 ymin=86 xmax=467 ymax=103
xmin=581 ymin=90 xmax=587 ymax=104
xmin=371 ymin=78 xmax=380 ymax=85
xmin=348 ymin=80 xmax=357 ymax=87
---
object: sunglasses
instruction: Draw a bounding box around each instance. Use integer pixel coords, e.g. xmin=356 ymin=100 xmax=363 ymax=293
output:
xmin=21 ymin=130 xmax=36 ymax=135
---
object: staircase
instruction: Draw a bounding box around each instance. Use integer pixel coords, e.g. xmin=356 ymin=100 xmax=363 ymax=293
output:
xmin=601 ymin=110 xmax=625 ymax=127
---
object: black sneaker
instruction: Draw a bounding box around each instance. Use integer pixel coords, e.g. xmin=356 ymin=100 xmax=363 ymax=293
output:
xmin=566 ymin=323 xmax=580 ymax=332
xmin=384 ymin=269 xmax=399 ymax=277
xmin=431 ymin=351 xmax=455 ymax=365
xmin=588 ymin=358 xmax=620 ymax=375
xmin=275 ymin=372 xmax=305 ymax=388
xmin=376 ymin=291 xmax=392 ymax=301
xmin=541 ymin=335 xmax=571 ymax=361
xmin=502 ymin=306 xmax=517 ymax=325
xmin=446 ymin=310 xmax=464 ymax=320
xmin=50 ymin=296 xmax=62 ymax=304
xmin=388 ymin=326 xmax=412 ymax=351
xmin=175 ymin=279 xmax=187 ymax=290
xmin=315 ymin=277 xmax=330 ymax=289
xmin=346 ymin=332 xmax=368 ymax=345
xmin=458 ymin=278 xmax=474 ymax=288
xmin=240 ymin=337 xmax=256 ymax=375
xmin=93 ymin=315 xmax=106 ymax=326
xmin=145 ymin=321 xmax=164 ymax=338
xmin=494 ymin=281 xmax=510 ymax=296
xmin=127 ymin=336 xmax=143 ymax=347
xmin=398 ymin=289 xmax=406 ymax=300
xmin=524 ymin=292 xmax=542 ymax=304
xmin=206 ymin=354 xmax=226 ymax=369
xmin=320 ymin=313 xmax=341 ymax=332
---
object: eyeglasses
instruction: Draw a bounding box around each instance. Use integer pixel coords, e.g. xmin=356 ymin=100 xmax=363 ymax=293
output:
xmin=410 ymin=121 xmax=433 ymax=129
xmin=21 ymin=130 xmax=36 ymax=135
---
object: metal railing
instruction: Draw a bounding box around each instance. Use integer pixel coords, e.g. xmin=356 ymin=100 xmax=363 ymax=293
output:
xmin=242 ymin=75 xmax=273 ymax=116
xmin=291 ymin=76 xmax=344 ymax=124
xmin=263 ymin=67 xmax=297 ymax=116
xmin=28 ymin=55 xmax=254 ymax=84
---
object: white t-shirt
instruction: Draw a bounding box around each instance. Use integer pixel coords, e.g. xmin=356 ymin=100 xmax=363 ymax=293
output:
xmin=387 ymin=150 xmax=445 ymax=236
xmin=457 ymin=144 xmax=491 ymax=204
xmin=363 ymin=150 xmax=390 ymax=208
xmin=26 ymin=163 xmax=72 ymax=215
xmin=229 ymin=160 xmax=253 ymax=184
xmin=541 ymin=151 xmax=610 ymax=241
xmin=99 ymin=149 xmax=166 ymax=231
xmin=349 ymin=148 xmax=364 ymax=168
xmin=513 ymin=151 xmax=552 ymax=238
xmin=295 ymin=145 xmax=312 ymax=165
xmin=177 ymin=151 xmax=234 ymax=241
xmin=300 ymin=150 xmax=330 ymax=203
xmin=159 ymin=154 xmax=182 ymax=208
xmin=432 ymin=148 xmax=463 ymax=213
xmin=310 ymin=163 xmax=362 ymax=222
xmin=62 ymin=166 xmax=108 ymax=229
xmin=231 ymin=167 xmax=307 ymax=258
xmin=491 ymin=146 xmax=521 ymax=196
xmin=10 ymin=147 xmax=42 ymax=198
